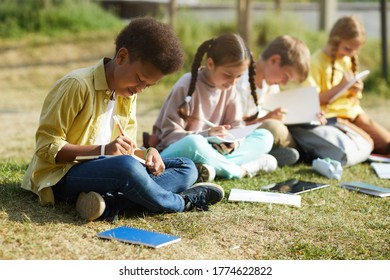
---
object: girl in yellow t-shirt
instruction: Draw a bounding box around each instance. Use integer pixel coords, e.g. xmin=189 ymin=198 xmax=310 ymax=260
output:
xmin=309 ymin=15 xmax=390 ymax=155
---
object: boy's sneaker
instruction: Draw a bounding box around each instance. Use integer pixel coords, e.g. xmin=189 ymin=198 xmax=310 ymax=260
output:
xmin=180 ymin=182 xmax=225 ymax=211
xmin=76 ymin=192 xmax=105 ymax=221
xmin=195 ymin=163 xmax=216 ymax=182
xmin=269 ymin=147 xmax=300 ymax=167
xmin=241 ymin=154 xmax=278 ymax=178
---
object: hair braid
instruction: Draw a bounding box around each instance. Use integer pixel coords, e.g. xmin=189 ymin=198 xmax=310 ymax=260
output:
xmin=244 ymin=53 xmax=259 ymax=122
xmin=351 ymin=55 xmax=358 ymax=74
xmin=186 ymin=38 xmax=215 ymax=97
xmin=330 ymin=44 xmax=338 ymax=85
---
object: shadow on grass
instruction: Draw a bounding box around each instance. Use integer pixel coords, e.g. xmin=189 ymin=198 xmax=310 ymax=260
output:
xmin=0 ymin=182 xmax=159 ymax=226
xmin=0 ymin=162 xmax=158 ymax=226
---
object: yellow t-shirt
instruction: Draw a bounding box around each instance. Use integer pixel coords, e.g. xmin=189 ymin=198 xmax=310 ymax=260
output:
xmin=21 ymin=58 xmax=137 ymax=205
xmin=307 ymin=49 xmax=363 ymax=119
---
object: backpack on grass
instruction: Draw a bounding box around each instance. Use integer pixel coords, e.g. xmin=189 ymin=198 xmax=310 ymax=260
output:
xmin=289 ymin=118 xmax=373 ymax=167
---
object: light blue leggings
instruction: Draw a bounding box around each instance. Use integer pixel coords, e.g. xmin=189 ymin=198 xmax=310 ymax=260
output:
xmin=160 ymin=128 xmax=274 ymax=179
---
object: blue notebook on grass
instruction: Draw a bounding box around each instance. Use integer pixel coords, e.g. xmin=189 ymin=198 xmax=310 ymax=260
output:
xmin=97 ymin=226 xmax=181 ymax=248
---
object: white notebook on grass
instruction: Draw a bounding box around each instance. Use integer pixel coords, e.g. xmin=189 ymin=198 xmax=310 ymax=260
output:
xmin=370 ymin=162 xmax=390 ymax=179
xmin=228 ymin=188 xmax=301 ymax=207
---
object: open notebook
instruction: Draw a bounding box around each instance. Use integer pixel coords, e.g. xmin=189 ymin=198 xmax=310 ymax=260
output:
xmin=206 ymin=123 xmax=260 ymax=144
xmin=261 ymin=86 xmax=321 ymax=125
xmin=329 ymin=70 xmax=370 ymax=103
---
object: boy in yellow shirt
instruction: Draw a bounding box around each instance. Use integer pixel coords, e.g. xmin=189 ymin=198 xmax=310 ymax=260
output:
xmin=21 ymin=17 xmax=224 ymax=222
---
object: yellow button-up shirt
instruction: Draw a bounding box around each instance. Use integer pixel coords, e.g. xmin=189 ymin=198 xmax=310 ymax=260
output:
xmin=307 ymin=49 xmax=363 ymax=119
xmin=21 ymin=58 xmax=137 ymax=205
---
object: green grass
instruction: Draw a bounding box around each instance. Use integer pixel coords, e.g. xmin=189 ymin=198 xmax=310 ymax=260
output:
xmin=1 ymin=161 xmax=389 ymax=259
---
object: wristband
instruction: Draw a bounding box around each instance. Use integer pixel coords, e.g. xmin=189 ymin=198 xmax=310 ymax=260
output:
xmin=101 ymin=144 xmax=105 ymax=156
xmin=144 ymin=147 xmax=152 ymax=158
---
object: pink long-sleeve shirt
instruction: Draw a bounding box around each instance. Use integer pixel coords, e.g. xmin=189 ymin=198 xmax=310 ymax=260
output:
xmin=153 ymin=69 xmax=244 ymax=150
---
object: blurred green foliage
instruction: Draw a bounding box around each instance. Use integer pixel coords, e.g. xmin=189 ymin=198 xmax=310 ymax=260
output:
xmin=0 ymin=0 xmax=123 ymax=37
xmin=0 ymin=0 xmax=388 ymax=95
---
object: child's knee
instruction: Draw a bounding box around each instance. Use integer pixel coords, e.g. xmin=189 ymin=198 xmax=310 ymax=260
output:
xmin=259 ymin=119 xmax=289 ymax=146
xmin=182 ymin=134 xmax=208 ymax=150
xmin=252 ymin=128 xmax=274 ymax=149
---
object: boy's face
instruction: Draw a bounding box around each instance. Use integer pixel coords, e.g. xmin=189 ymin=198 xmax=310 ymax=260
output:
xmin=206 ymin=57 xmax=249 ymax=90
xmin=112 ymin=48 xmax=164 ymax=98
xmin=264 ymin=55 xmax=299 ymax=86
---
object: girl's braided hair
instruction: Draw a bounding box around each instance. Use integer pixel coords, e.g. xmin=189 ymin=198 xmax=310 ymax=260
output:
xmin=179 ymin=33 xmax=256 ymax=121
xmin=327 ymin=16 xmax=365 ymax=84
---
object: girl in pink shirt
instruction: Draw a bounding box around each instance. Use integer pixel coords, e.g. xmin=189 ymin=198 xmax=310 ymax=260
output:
xmin=151 ymin=33 xmax=277 ymax=179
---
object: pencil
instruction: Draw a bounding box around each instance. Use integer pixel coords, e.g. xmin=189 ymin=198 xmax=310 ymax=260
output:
xmin=202 ymin=118 xmax=218 ymax=128
xmin=202 ymin=118 xmax=235 ymax=139
xmin=113 ymin=115 xmax=127 ymax=137
xmin=113 ymin=115 xmax=146 ymax=165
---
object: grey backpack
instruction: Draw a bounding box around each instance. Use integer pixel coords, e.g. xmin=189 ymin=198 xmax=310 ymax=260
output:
xmin=289 ymin=120 xmax=373 ymax=167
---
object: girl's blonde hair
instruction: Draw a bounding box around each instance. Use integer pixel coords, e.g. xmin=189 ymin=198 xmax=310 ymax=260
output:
xmin=328 ymin=16 xmax=366 ymax=84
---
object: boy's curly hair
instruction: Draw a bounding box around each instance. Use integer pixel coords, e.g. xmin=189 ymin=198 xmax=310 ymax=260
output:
xmin=115 ymin=17 xmax=184 ymax=75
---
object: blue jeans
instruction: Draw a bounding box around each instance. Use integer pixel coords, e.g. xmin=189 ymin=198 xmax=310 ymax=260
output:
xmin=161 ymin=128 xmax=274 ymax=179
xmin=53 ymin=156 xmax=197 ymax=213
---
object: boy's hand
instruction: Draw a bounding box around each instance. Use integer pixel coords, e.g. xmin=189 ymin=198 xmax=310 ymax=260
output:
xmin=265 ymin=107 xmax=286 ymax=121
xmin=144 ymin=148 xmax=165 ymax=176
xmin=106 ymin=136 xmax=137 ymax=155
xmin=316 ymin=111 xmax=327 ymax=125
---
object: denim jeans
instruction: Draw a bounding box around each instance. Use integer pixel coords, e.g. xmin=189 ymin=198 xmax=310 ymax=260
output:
xmin=160 ymin=128 xmax=274 ymax=179
xmin=53 ymin=156 xmax=197 ymax=213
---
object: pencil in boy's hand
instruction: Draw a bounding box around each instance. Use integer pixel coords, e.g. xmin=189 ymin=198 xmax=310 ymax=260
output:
xmin=113 ymin=115 xmax=127 ymax=137
xmin=113 ymin=115 xmax=146 ymax=165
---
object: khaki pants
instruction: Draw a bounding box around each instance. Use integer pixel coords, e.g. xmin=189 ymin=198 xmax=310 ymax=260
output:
xmin=259 ymin=119 xmax=297 ymax=149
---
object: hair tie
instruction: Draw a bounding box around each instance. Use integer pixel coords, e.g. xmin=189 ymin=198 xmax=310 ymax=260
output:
xmin=208 ymin=38 xmax=215 ymax=49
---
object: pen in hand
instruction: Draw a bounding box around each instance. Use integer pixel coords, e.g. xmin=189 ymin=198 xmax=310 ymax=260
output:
xmin=113 ymin=115 xmax=128 ymax=137
xmin=202 ymin=118 xmax=235 ymax=139
xmin=113 ymin=115 xmax=146 ymax=165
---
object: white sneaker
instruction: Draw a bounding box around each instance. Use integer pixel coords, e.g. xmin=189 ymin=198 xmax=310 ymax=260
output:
xmin=76 ymin=192 xmax=105 ymax=221
xmin=195 ymin=163 xmax=216 ymax=182
xmin=241 ymin=154 xmax=278 ymax=178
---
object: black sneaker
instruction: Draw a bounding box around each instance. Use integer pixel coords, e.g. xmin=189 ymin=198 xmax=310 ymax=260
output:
xmin=180 ymin=183 xmax=225 ymax=211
